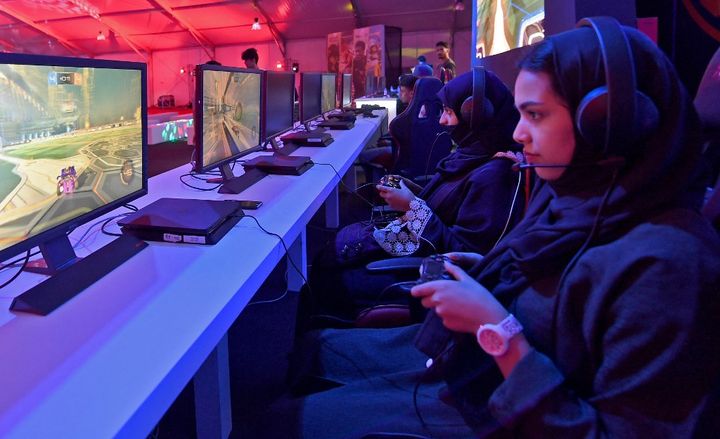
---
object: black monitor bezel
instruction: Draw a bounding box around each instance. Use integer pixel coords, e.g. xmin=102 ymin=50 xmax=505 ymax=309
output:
xmin=342 ymin=73 xmax=352 ymax=107
xmin=193 ymin=64 xmax=264 ymax=173
xmin=299 ymin=72 xmax=322 ymax=123
xmin=263 ymin=70 xmax=295 ymax=139
xmin=0 ymin=52 xmax=148 ymax=264
xmin=321 ymin=72 xmax=338 ymax=113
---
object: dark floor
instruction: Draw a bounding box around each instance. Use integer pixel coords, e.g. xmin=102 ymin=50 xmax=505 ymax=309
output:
xmin=145 ymin=145 xmax=373 ymax=438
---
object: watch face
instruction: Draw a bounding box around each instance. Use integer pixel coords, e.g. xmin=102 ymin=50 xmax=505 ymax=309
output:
xmin=478 ymin=328 xmax=507 ymax=356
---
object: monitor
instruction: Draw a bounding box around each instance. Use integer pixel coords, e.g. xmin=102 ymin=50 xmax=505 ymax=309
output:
xmin=300 ymin=72 xmax=321 ymax=122
xmin=342 ymin=73 xmax=352 ymax=107
xmin=194 ymin=65 xmax=264 ymax=193
xmin=264 ymin=71 xmax=295 ymax=139
xmin=474 ymin=0 xmax=545 ymax=59
xmin=321 ymin=73 xmax=337 ymax=113
xmin=0 ymin=53 xmax=148 ymax=312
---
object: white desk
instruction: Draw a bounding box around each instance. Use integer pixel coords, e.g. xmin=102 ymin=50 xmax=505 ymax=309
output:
xmin=355 ymin=96 xmax=399 ymax=123
xmin=0 ymin=111 xmax=385 ymax=438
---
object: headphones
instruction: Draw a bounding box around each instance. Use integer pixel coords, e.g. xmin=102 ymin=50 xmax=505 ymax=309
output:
xmin=460 ymin=66 xmax=495 ymax=129
xmin=575 ymin=17 xmax=660 ymax=158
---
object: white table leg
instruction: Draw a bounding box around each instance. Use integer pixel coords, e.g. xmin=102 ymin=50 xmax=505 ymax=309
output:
xmin=194 ymin=333 xmax=232 ymax=439
xmin=286 ymin=229 xmax=307 ymax=292
xmin=324 ymin=186 xmax=340 ymax=229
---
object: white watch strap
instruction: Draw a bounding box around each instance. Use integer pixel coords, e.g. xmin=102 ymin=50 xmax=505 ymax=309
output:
xmin=494 ymin=314 xmax=523 ymax=338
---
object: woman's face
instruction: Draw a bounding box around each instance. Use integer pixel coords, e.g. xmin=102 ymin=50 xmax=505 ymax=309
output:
xmin=513 ymin=70 xmax=576 ymax=181
xmin=439 ymin=106 xmax=459 ymax=126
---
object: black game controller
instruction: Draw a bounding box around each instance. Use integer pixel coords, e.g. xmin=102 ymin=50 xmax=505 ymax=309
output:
xmin=418 ymin=254 xmax=452 ymax=283
xmin=379 ymin=175 xmax=402 ymax=189
xmin=414 ymin=254 xmax=454 ymax=359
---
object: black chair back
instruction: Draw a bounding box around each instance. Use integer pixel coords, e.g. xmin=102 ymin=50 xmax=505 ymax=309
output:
xmin=389 ymin=77 xmax=452 ymax=181
xmin=695 ymin=47 xmax=720 ymax=184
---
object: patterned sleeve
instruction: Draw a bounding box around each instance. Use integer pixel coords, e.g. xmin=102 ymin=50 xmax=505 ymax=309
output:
xmin=372 ymin=198 xmax=434 ymax=256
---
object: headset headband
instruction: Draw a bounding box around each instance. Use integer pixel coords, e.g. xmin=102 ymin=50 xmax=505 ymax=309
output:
xmin=576 ymin=17 xmax=636 ymax=154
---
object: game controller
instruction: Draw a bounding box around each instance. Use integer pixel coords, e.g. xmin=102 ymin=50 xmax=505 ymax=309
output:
xmin=413 ymin=254 xmax=454 ymax=359
xmin=418 ymin=254 xmax=452 ymax=283
xmin=379 ymin=175 xmax=402 ymax=189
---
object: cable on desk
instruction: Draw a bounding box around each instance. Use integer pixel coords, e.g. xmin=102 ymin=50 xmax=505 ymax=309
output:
xmin=313 ymin=162 xmax=376 ymax=208
xmin=179 ymin=173 xmax=222 ymax=191
xmin=0 ymin=250 xmax=30 ymax=291
xmin=242 ymin=214 xmax=309 ymax=305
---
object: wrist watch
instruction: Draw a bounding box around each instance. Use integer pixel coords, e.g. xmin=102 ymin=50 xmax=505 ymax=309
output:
xmin=476 ymin=314 xmax=523 ymax=357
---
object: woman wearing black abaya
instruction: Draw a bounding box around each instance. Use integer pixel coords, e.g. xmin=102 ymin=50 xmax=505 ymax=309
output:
xmin=254 ymin=19 xmax=720 ymax=438
xmin=304 ymin=69 xmax=523 ymax=323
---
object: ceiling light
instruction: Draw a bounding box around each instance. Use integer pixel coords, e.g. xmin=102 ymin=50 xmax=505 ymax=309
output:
xmin=454 ymin=0 xmax=465 ymax=11
xmin=251 ymin=17 xmax=261 ymax=31
xmin=96 ymin=31 xmax=106 ymax=41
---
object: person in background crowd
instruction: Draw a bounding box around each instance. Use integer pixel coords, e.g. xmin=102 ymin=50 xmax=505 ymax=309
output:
xmin=242 ymin=47 xmax=259 ymax=69
xmin=435 ymin=41 xmax=456 ymax=83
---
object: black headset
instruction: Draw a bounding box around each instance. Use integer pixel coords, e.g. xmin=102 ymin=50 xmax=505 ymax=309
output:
xmin=460 ymin=66 xmax=495 ymax=130
xmin=575 ymin=17 xmax=660 ymax=158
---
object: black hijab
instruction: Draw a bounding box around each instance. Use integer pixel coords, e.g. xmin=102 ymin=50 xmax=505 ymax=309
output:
xmin=469 ymin=25 xmax=705 ymax=300
xmin=430 ymin=69 xmax=520 ymax=178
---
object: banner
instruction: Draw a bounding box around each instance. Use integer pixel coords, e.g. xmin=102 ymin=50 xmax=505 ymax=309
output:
xmin=328 ymin=25 xmax=386 ymax=99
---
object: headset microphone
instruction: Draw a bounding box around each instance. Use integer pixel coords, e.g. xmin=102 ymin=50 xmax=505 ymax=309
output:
xmin=511 ymin=156 xmax=626 ymax=172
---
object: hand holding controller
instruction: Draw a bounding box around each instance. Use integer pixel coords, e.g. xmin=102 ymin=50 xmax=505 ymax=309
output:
xmin=414 ymin=254 xmax=453 ymax=358
xmin=379 ymin=174 xmax=402 ymax=189
xmin=418 ymin=254 xmax=452 ymax=283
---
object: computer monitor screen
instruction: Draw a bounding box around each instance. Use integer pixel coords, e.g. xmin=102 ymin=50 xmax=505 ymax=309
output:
xmin=475 ymin=0 xmax=545 ymax=59
xmin=0 ymin=54 xmax=147 ymax=260
xmin=342 ymin=73 xmax=352 ymax=107
xmin=195 ymin=65 xmax=262 ymax=173
xmin=300 ymin=72 xmax=321 ymax=122
xmin=321 ymin=73 xmax=337 ymax=113
xmin=264 ymin=71 xmax=295 ymax=138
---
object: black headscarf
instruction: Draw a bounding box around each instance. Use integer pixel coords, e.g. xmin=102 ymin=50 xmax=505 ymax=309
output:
xmin=469 ymin=25 xmax=705 ymax=300
xmin=430 ymin=69 xmax=520 ymax=178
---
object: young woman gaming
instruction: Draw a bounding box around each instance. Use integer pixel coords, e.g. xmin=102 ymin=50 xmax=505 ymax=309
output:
xmin=304 ymin=68 xmax=524 ymax=324
xmin=257 ymin=18 xmax=720 ymax=438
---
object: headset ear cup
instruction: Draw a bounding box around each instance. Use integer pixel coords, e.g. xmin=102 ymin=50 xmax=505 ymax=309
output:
xmin=460 ymin=97 xmax=494 ymax=127
xmin=461 ymin=96 xmax=473 ymax=124
xmin=633 ymin=91 xmax=660 ymax=142
xmin=575 ymin=86 xmax=609 ymax=151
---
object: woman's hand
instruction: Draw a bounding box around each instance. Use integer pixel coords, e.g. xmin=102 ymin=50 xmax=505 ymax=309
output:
xmin=411 ymin=262 xmax=508 ymax=334
xmin=376 ymin=179 xmax=416 ymax=212
xmin=399 ymin=177 xmax=423 ymax=195
xmin=444 ymin=252 xmax=484 ymax=269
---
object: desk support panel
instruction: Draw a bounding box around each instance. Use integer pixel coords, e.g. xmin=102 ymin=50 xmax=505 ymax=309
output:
xmin=194 ymin=334 xmax=232 ymax=439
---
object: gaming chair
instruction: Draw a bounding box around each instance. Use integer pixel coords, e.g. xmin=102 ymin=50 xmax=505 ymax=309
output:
xmin=389 ymin=77 xmax=451 ymax=182
xmin=696 ymin=46 xmax=720 ymax=188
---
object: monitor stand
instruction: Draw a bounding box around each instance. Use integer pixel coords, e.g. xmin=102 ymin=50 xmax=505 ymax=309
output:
xmin=304 ymin=121 xmax=325 ymax=134
xmin=271 ymin=137 xmax=300 ymax=156
xmin=24 ymin=234 xmax=81 ymax=275
xmin=217 ymin=163 xmax=268 ymax=194
xmin=11 ymin=234 xmax=148 ymax=315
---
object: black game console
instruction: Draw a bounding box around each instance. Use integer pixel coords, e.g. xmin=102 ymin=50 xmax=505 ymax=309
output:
xmin=119 ymin=198 xmax=244 ymax=245
xmin=317 ymin=119 xmax=354 ymax=130
xmin=280 ymin=131 xmax=334 ymax=147
xmin=326 ymin=112 xmax=357 ymax=122
xmin=242 ymin=154 xmax=314 ymax=175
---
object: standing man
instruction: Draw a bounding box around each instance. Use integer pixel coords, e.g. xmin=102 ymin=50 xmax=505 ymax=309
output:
xmin=434 ymin=41 xmax=456 ymax=83
xmin=242 ymin=48 xmax=259 ymax=69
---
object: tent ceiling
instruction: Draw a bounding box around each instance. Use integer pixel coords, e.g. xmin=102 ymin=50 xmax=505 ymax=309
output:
xmin=0 ymin=0 xmax=471 ymax=57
